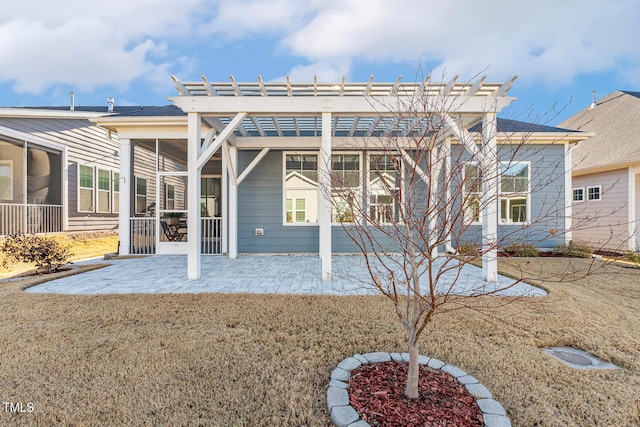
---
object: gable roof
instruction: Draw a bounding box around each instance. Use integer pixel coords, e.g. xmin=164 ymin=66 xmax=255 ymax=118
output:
xmin=559 ymin=90 xmax=640 ymax=173
xmin=468 ymin=118 xmax=576 ymax=133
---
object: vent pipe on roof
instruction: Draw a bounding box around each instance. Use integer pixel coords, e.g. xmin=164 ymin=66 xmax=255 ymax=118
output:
xmin=70 ymin=91 xmax=75 ymax=111
xmin=107 ymin=97 xmax=115 ymax=113
xmin=590 ymin=90 xmax=597 ymax=109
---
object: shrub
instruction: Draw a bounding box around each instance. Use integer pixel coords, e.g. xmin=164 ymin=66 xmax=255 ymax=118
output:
xmin=1 ymin=234 xmax=72 ymax=273
xmin=502 ymin=244 xmax=539 ymax=257
xmin=457 ymin=242 xmax=481 ymax=257
xmin=625 ymin=251 xmax=640 ymax=263
xmin=554 ymin=240 xmax=594 ymax=258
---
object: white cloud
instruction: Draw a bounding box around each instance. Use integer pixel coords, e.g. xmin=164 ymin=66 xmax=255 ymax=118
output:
xmin=279 ymin=0 xmax=640 ymax=83
xmin=1 ymin=0 xmax=639 ymax=98
xmin=0 ymin=0 xmax=206 ymax=94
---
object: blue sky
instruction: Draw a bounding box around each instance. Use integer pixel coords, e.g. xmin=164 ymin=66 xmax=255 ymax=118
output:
xmin=1 ymin=0 xmax=639 ymax=125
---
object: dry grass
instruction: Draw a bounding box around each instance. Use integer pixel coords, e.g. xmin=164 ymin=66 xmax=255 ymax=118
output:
xmin=1 ymin=257 xmax=639 ymax=426
xmin=0 ymin=232 xmax=118 ymax=279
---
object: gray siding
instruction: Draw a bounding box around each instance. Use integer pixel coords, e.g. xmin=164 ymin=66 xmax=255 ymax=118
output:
xmin=454 ymin=143 xmax=567 ymax=249
xmin=0 ymin=117 xmax=119 ymax=232
xmin=237 ymin=145 xmax=567 ymax=253
xmin=573 ymin=168 xmax=631 ymax=250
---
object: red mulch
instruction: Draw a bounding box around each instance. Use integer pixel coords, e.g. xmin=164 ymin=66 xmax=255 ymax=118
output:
xmin=348 ymin=361 xmax=484 ymax=427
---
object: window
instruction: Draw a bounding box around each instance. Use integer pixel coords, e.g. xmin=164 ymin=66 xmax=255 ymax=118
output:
xmin=587 ymin=185 xmax=601 ymax=201
xmin=113 ymin=172 xmax=120 ymax=213
xmin=79 ymin=165 xmax=94 ymax=212
xmin=368 ymin=154 xmax=400 ymax=223
xmin=463 ymin=163 xmax=482 ymax=223
xmin=284 ymin=154 xmax=318 ymax=224
xmin=97 ymin=169 xmax=111 ymax=213
xmin=572 ymin=188 xmax=584 ymax=202
xmin=286 ymin=198 xmax=307 ymax=223
xmin=500 ymin=162 xmax=530 ymax=223
xmin=135 ymin=177 xmax=148 ymax=214
xmin=165 ymin=184 xmax=175 ymax=210
xmin=331 ymin=153 xmax=360 ymax=223
xmin=0 ymin=161 xmax=12 ymax=201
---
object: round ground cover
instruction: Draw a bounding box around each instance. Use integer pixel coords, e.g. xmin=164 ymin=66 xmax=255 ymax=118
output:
xmin=348 ymin=361 xmax=483 ymax=426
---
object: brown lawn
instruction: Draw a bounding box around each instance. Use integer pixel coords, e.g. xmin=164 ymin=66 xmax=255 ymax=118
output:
xmin=0 ymin=232 xmax=119 ymax=279
xmin=0 ymin=257 xmax=639 ymax=426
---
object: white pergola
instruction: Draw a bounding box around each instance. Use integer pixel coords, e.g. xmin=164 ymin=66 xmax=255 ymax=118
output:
xmin=168 ymin=74 xmax=517 ymax=282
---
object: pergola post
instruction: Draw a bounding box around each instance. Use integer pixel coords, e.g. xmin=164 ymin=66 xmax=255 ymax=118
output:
xmin=118 ymin=138 xmax=131 ymax=255
xmin=227 ymin=143 xmax=238 ymax=259
xmin=187 ymin=112 xmax=202 ymax=280
xmin=319 ymin=112 xmax=332 ymax=282
xmin=481 ymin=111 xmax=498 ymax=282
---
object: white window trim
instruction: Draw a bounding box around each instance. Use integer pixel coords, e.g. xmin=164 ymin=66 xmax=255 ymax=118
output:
xmin=96 ymin=169 xmax=111 ymax=213
xmin=330 ymin=151 xmax=362 ymax=225
xmin=78 ymin=165 xmax=95 ymax=213
xmin=587 ymin=185 xmax=602 ymax=201
xmin=572 ymin=187 xmax=585 ymax=202
xmin=0 ymin=160 xmax=13 ymax=201
xmin=282 ymin=151 xmax=320 ymax=226
xmin=366 ymin=152 xmax=403 ymax=225
xmin=499 ymin=161 xmax=531 ymax=225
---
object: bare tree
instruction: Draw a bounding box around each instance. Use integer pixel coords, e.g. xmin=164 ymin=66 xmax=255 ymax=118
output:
xmin=320 ymin=74 xmax=592 ymax=399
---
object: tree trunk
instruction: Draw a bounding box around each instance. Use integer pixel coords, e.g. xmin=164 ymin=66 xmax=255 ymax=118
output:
xmin=405 ymin=337 xmax=420 ymax=398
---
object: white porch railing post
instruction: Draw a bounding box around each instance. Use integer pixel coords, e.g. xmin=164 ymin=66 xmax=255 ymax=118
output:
xmin=481 ymin=112 xmax=498 ymax=283
xmin=118 ymin=138 xmax=132 ymax=255
xmin=319 ymin=112 xmax=332 ymax=282
xmin=188 ymin=113 xmax=202 ymax=280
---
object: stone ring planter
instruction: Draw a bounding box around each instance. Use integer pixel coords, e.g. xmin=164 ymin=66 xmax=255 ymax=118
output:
xmin=328 ymin=352 xmax=511 ymax=427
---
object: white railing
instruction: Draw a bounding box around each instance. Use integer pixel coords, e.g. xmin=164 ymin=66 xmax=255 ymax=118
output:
xmin=202 ymin=217 xmax=222 ymax=254
xmin=130 ymin=217 xmax=156 ymax=254
xmin=129 ymin=216 xmax=222 ymax=254
xmin=0 ymin=203 xmax=63 ymax=235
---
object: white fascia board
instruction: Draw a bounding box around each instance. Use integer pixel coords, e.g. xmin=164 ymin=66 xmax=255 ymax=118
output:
xmin=0 ymin=107 xmax=107 ymax=119
xmin=0 ymin=124 xmax=67 ymax=151
xmin=170 ymin=95 xmax=516 ymax=115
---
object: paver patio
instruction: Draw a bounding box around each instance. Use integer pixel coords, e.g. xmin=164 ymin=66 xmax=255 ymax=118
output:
xmin=24 ymin=254 xmax=546 ymax=296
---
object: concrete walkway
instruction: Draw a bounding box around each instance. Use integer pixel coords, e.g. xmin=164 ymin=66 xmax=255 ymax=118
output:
xmin=25 ymin=254 xmax=546 ymax=296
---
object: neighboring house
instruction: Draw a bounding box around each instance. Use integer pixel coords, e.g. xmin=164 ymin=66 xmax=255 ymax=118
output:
xmin=560 ymin=91 xmax=640 ymax=251
xmin=90 ymin=75 xmax=587 ymax=282
xmin=0 ymin=106 xmax=126 ymax=235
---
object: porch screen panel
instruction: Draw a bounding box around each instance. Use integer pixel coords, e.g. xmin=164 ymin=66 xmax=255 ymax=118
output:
xmin=0 ymin=140 xmax=24 ymax=203
xmin=284 ymin=154 xmax=318 ymax=224
xmin=27 ymin=147 xmax=62 ymax=206
xmin=0 ymin=161 xmax=12 ymax=201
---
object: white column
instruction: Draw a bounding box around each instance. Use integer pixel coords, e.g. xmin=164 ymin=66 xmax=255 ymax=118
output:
xmin=564 ymin=143 xmax=573 ymax=244
xmin=221 ymin=148 xmax=228 ymax=254
xmin=118 ymin=138 xmax=132 ymax=255
xmin=228 ymin=144 xmax=238 ymax=259
xmin=319 ymin=112 xmax=332 ymax=282
xmin=481 ymin=112 xmax=498 ymax=282
xmin=187 ymin=113 xmax=202 ymax=280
